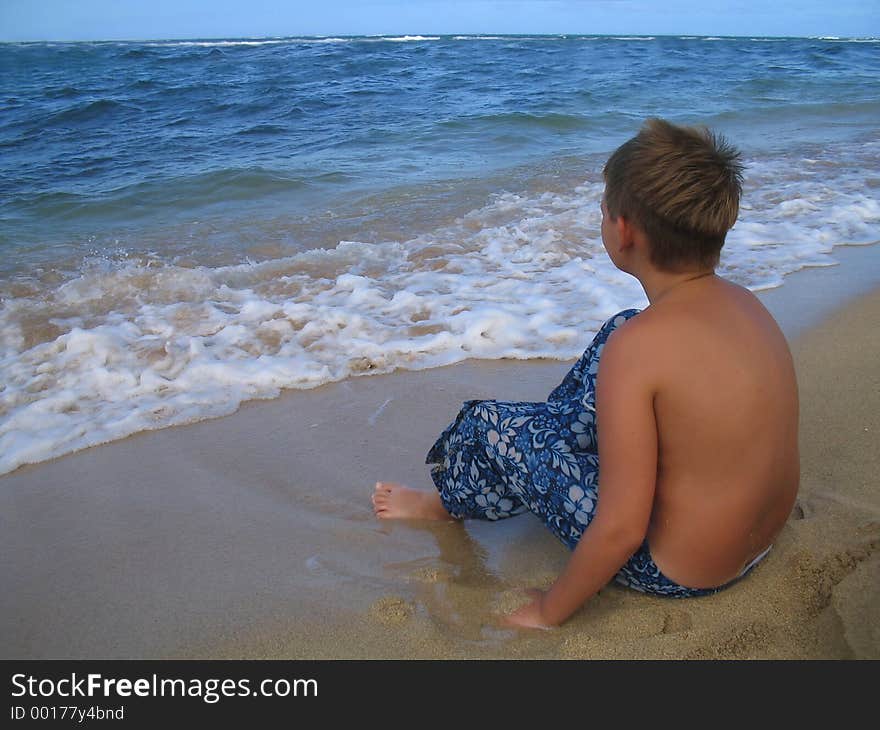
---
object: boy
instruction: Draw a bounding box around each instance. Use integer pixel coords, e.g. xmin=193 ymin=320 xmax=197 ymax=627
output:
xmin=372 ymin=118 xmax=800 ymax=629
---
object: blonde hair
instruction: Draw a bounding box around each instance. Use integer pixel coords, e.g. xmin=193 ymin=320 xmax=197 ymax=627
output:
xmin=603 ymin=118 xmax=744 ymax=271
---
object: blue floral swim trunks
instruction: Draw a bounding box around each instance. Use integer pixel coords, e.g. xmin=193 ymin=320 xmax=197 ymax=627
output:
xmin=426 ymin=308 xmax=768 ymax=598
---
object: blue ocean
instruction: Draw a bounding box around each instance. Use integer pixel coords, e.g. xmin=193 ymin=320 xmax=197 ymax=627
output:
xmin=1 ymin=35 xmax=879 ymax=474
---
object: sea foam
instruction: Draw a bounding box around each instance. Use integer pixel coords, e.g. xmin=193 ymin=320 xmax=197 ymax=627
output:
xmin=2 ymin=148 xmax=879 ymax=475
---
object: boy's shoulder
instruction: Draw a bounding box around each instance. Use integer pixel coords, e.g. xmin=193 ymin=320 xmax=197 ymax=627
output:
xmin=598 ymin=309 xmax=666 ymax=388
xmin=605 ymin=278 xmax=783 ymax=371
xmin=605 ymin=304 xmax=669 ymax=350
xmin=619 ymin=277 xmax=762 ymax=335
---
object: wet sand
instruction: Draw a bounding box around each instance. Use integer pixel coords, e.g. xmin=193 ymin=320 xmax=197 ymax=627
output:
xmin=1 ymin=244 xmax=878 ymax=659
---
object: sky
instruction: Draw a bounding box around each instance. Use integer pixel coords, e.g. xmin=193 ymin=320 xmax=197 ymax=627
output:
xmin=0 ymin=0 xmax=877 ymax=41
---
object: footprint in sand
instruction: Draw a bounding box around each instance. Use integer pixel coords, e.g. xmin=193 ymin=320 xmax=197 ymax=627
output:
xmin=370 ymin=596 xmax=415 ymax=625
xmin=661 ymin=608 xmax=693 ymax=635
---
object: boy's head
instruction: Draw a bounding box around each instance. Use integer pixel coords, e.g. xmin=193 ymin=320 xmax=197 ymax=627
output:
xmin=602 ymin=118 xmax=744 ymax=272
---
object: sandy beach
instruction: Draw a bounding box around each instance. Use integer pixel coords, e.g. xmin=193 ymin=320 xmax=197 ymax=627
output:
xmin=1 ymin=243 xmax=878 ymax=660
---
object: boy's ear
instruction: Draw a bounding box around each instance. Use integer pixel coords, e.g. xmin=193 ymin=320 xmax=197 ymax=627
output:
xmin=615 ymin=215 xmax=636 ymax=251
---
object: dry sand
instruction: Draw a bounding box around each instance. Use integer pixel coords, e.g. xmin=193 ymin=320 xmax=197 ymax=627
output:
xmin=1 ymin=244 xmax=878 ymax=659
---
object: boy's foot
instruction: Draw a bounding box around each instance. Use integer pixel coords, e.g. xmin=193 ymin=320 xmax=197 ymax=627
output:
xmin=372 ymin=482 xmax=454 ymax=521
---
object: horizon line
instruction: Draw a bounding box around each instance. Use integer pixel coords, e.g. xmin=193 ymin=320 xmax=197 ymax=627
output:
xmin=1 ymin=32 xmax=877 ymax=43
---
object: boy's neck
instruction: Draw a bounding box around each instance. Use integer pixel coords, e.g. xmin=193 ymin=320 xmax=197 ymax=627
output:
xmin=637 ymin=267 xmax=717 ymax=304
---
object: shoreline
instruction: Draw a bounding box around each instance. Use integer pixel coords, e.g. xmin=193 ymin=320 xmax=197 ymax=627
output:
xmin=1 ymin=242 xmax=879 ymax=659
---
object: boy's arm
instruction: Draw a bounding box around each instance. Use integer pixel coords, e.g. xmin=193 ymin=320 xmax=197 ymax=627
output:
xmin=505 ymin=323 xmax=659 ymax=628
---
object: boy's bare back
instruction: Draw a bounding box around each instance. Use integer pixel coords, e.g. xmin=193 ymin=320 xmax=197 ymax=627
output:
xmin=606 ymin=274 xmax=799 ymax=589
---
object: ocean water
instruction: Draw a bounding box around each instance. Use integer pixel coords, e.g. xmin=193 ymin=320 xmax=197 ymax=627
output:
xmin=1 ymin=35 xmax=879 ymax=475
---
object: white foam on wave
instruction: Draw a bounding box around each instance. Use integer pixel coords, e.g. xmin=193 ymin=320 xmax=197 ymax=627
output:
xmin=1 ymin=149 xmax=879 ymax=475
xmin=136 ymin=36 xmax=452 ymax=48
xmin=144 ymin=39 xmax=291 ymax=47
xmin=296 ymin=35 xmax=443 ymax=44
xmin=723 ymin=150 xmax=880 ymax=288
xmin=381 ymin=36 xmax=442 ymax=42
xmin=0 ymin=182 xmax=640 ymax=475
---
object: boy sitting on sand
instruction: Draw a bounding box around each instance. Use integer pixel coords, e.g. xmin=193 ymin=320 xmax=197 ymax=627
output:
xmin=372 ymin=118 xmax=800 ymax=628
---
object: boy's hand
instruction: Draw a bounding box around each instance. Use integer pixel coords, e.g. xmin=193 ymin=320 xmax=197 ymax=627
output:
xmin=501 ymin=589 xmax=553 ymax=630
